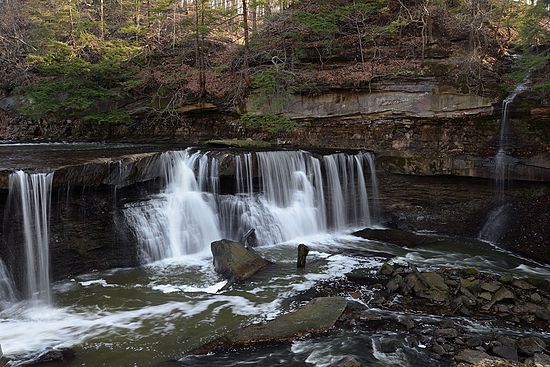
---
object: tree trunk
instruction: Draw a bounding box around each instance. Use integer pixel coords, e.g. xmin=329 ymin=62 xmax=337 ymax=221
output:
xmin=242 ymin=0 xmax=250 ymax=85
xmin=100 ymin=0 xmax=105 ymax=39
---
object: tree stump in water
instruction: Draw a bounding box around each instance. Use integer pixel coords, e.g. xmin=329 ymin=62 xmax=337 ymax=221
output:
xmin=297 ymin=244 xmax=309 ymax=269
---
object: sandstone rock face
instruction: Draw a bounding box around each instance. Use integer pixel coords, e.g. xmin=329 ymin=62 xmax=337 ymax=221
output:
xmin=250 ymin=81 xmax=494 ymax=119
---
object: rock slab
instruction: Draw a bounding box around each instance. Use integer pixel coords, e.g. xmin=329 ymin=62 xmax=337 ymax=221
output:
xmin=189 ymin=297 xmax=348 ymax=355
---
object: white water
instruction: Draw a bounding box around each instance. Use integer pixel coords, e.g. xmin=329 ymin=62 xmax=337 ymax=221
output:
xmin=124 ymin=151 xmax=221 ymax=262
xmin=0 ymin=258 xmax=17 ymax=308
xmin=125 ymin=149 xmax=380 ymax=263
xmin=8 ymin=171 xmax=54 ymax=303
xmin=493 ymin=78 xmax=529 ymax=193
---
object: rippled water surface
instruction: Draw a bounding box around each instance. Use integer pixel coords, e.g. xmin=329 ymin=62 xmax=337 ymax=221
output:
xmin=1 ymin=231 xmax=549 ymax=366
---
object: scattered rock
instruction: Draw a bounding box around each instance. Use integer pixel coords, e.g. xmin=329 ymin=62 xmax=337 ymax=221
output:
xmin=492 ymin=345 xmax=518 ymax=362
xmin=481 ymin=281 xmax=501 ymax=293
xmin=435 ymin=328 xmax=459 ymax=339
xmin=526 ymin=353 xmax=550 ymax=367
xmin=398 ymin=317 xmax=415 ymax=330
xmin=329 ymin=356 xmax=362 ymax=367
xmin=517 ymin=337 xmax=546 ymax=356
xmin=379 ymin=263 xmax=394 ymax=276
xmin=530 ymin=293 xmax=543 ymax=303
xmin=512 ymin=280 xmax=536 ymax=291
xmin=455 ymin=349 xmax=495 ymax=364
xmin=211 ymin=239 xmax=272 ymax=283
xmin=377 ymin=337 xmax=401 ymax=353
xmin=16 ymin=348 xmax=75 ymax=366
xmin=479 ymin=292 xmax=493 ymax=301
xmin=484 ymin=287 xmax=515 ymax=310
xmin=499 ymin=274 xmax=514 ymax=284
xmin=467 ymin=338 xmax=483 ymax=348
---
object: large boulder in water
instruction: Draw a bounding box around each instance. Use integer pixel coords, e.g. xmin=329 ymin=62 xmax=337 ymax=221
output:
xmin=211 ymin=239 xmax=272 ymax=282
xmin=188 ymin=297 xmax=348 ymax=355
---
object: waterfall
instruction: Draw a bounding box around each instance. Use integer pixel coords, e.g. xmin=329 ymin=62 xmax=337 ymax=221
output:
xmin=493 ymin=78 xmax=529 ymax=194
xmin=125 ymin=149 xmax=380 ymax=263
xmin=8 ymin=171 xmax=54 ymax=303
xmin=479 ymin=78 xmax=529 ymax=243
xmin=0 ymin=258 xmax=17 ymax=308
xmin=124 ymin=151 xmax=221 ymax=262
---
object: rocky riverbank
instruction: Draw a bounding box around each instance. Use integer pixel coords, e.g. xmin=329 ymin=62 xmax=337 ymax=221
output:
xmin=185 ymin=251 xmax=550 ymax=367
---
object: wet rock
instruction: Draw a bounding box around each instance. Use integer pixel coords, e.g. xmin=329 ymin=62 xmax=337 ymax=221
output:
xmin=351 ymin=228 xmax=439 ymax=248
xmin=479 ymin=292 xmax=493 ymax=301
xmin=434 ymin=328 xmax=459 ymax=339
xmin=496 ymin=337 xmax=516 ymax=347
xmin=512 ymin=280 xmax=536 ymax=291
xmin=466 ymin=337 xmax=483 ymax=348
xmin=455 ymin=349 xmax=495 ymax=364
xmin=346 ymin=268 xmax=374 ymax=285
xmin=461 ymin=278 xmax=480 ymax=290
xmin=483 ymin=287 xmax=515 ymax=310
xmin=211 ymin=239 xmax=272 ymax=282
xmin=526 ymin=353 xmax=550 ymax=367
xmin=530 ymin=293 xmax=542 ymax=303
xmin=517 ymin=337 xmax=546 ymax=356
xmin=481 ymin=281 xmax=501 ymax=293
xmin=386 ymin=275 xmax=403 ymax=293
xmin=377 ymin=337 xmax=401 ymax=353
xmin=398 ymin=317 xmax=415 ymax=330
xmin=499 ymin=274 xmax=514 ymax=284
xmin=432 ymin=342 xmax=446 ymax=355
xmin=379 ymin=263 xmax=394 ymax=276
xmin=492 ymin=345 xmax=518 ymax=361
xmin=329 ymin=356 xmax=362 ymax=367
xmin=421 ymin=272 xmax=449 ymax=291
xmin=17 ymin=348 xmax=75 ymax=366
xmin=188 ymin=297 xmax=348 ymax=355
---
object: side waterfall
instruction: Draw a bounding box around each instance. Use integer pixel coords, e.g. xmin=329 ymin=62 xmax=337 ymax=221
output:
xmin=493 ymin=78 xmax=529 ymax=195
xmin=125 ymin=149 xmax=380 ymax=263
xmin=0 ymin=258 xmax=17 ymax=308
xmin=479 ymin=78 xmax=529 ymax=243
xmin=8 ymin=171 xmax=54 ymax=303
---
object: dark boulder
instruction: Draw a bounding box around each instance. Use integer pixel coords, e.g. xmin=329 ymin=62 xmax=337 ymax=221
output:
xmin=211 ymin=239 xmax=272 ymax=282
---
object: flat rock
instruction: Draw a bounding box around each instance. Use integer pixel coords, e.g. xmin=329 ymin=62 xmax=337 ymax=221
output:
xmin=211 ymin=239 xmax=272 ymax=282
xmin=512 ymin=280 xmax=536 ymax=290
xmin=188 ymin=297 xmax=348 ymax=355
xmin=455 ymin=349 xmax=495 ymax=364
xmin=526 ymin=353 xmax=550 ymax=367
xmin=352 ymin=228 xmax=440 ymax=248
xmin=517 ymin=337 xmax=546 ymax=356
xmin=481 ymin=281 xmax=501 ymax=293
xmin=329 ymin=356 xmax=362 ymax=367
xmin=492 ymin=345 xmax=518 ymax=361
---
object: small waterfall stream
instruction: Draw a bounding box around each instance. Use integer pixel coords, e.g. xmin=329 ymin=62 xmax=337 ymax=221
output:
xmin=125 ymin=149 xmax=379 ymax=263
xmin=8 ymin=171 xmax=54 ymax=303
xmin=480 ymin=78 xmax=529 ymax=243
xmin=493 ymin=78 xmax=529 ymax=194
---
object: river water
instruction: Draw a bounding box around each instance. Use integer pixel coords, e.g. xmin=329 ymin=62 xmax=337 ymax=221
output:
xmin=0 ymin=144 xmax=549 ymax=366
xmin=1 ymin=232 xmax=549 ymax=366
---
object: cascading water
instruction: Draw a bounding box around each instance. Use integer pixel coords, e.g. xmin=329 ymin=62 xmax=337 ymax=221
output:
xmin=479 ymin=78 xmax=529 ymax=243
xmin=493 ymin=78 xmax=529 ymax=195
xmin=0 ymin=258 xmax=17 ymax=308
xmin=8 ymin=171 xmax=54 ymax=303
xmin=124 ymin=151 xmax=221 ymax=262
xmin=125 ymin=149 xmax=380 ymax=263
